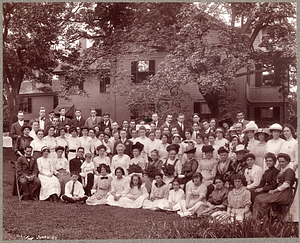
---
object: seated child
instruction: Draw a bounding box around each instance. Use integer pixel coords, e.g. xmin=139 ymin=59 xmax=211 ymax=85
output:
xmin=157 ymin=179 xmax=185 ymax=211
xmin=80 ymin=153 xmax=95 ymax=184
xmin=143 ymin=173 xmax=169 ymax=210
xmin=61 ymin=172 xmax=88 ymax=203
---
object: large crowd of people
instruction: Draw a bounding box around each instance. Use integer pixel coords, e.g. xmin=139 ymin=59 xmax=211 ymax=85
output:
xmin=12 ymin=107 xmax=298 ymax=223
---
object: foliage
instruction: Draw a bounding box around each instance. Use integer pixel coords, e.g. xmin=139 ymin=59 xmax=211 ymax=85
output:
xmin=127 ymin=163 xmax=143 ymax=175
xmin=144 ymin=165 xmax=161 ymax=179
xmin=3 ymin=2 xmax=83 ymax=126
xmin=162 ymin=164 xmax=175 ymax=177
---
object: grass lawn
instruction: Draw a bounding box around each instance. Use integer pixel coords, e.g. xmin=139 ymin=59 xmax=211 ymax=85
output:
xmin=2 ymin=148 xmax=299 ymax=240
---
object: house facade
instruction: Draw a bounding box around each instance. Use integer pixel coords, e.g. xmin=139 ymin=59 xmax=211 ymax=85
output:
xmin=50 ymin=28 xmax=287 ymax=126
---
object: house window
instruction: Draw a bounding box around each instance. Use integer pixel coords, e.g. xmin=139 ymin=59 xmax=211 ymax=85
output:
xmin=20 ymin=97 xmax=32 ymax=113
xmin=254 ymin=106 xmax=280 ymax=122
xmin=65 ymin=76 xmax=84 ymax=92
xmin=131 ymin=60 xmax=155 ymax=84
xmin=95 ymin=109 xmax=102 ymax=116
xmin=99 ymin=70 xmax=110 ymax=93
xmin=255 ymin=63 xmax=286 ymax=87
xmin=194 ymin=102 xmax=211 ymax=119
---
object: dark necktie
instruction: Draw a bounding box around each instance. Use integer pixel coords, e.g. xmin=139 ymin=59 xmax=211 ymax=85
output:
xmin=71 ymin=181 xmax=75 ymax=196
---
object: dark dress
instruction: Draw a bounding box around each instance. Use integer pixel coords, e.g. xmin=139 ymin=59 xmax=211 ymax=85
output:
xmin=251 ymin=166 xmax=279 ymax=202
xmin=177 ymin=158 xmax=198 ymax=186
xmin=253 ymin=167 xmax=295 ymax=219
xmin=216 ymin=159 xmax=235 ymax=183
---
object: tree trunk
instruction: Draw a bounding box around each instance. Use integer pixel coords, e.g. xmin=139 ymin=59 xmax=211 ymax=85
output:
xmin=202 ymin=93 xmax=220 ymax=118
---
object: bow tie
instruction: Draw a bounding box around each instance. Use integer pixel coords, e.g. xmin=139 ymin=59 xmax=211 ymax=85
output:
xmin=101 ymin=176 xmax=108 ymax=180
xmin=40 ymin=118 xmax=45 ymax=121
xmin=248 ymin=167 xmax=252 ymax=170
xmin=25 ymin=157 xmax=31 ymax=159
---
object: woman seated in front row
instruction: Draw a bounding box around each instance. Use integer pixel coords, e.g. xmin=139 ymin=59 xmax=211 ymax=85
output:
xmin=143 ymin=173 xmax=169 ymax=210
xmin=199 ymin=176 xmax=230 ymax=216
xmin=253 ymin=153 xmax=295 ymax=221
xmin=118 ymin=174 xmax=149 ymax=208
xmin=86 ymin=164 xmax=112 ymax=205
xmin=178 ymin=172 xmax=207 ymax=217
xmin=211 ymin=174 xmax=251 ymax=222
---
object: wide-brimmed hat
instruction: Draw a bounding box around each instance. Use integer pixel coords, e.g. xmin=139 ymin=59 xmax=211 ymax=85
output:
xmin=132 ymin=141 xmax=144 ymax=151
xmin=233 ymin=144 xmax=249 ymax=154
xmin=242 ymin=121 xmax=258 ymax=134
xmin=254 ymin=128 xmax=270 ymax=137
xmin=171 ymin=133 xmax=182 ymax=140
xmin=41 ymin=146 xmax=50 ymax=153
xmin=184 ymin=145 xmax=196 ymax=154
xmin=202 ymin=145 xmax=215 ymax=153
xmin=269 ymin=123 xmax=282 ymax=131
xmin=218 ymin=146 xmax=229 ymax=154
xmin=218 ymin=118 xmax=233 ymax=128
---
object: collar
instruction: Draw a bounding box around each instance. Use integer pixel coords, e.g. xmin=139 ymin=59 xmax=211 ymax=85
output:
xmin=155 ymin=181 xmax=166 ymax=188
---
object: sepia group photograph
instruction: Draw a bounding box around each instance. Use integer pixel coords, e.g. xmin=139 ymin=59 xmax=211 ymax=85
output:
xmin=2 ymin=1 xmax=299 ymax=240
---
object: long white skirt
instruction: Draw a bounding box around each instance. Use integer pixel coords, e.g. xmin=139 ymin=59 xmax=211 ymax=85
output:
xmin=118 ymin=195 xmax=147 ymax=208
xmin=143 ymin=198 xmax=166 ymax=210
xmin=38 ymin=174 xmax=61 ymax=200
xmin=178 ymin=200 xmax=207 ymax=217
xmin=157 ymin=198 xmax=181 ymax=211
xmin=107 ymin=194 xmax=123 ymax=207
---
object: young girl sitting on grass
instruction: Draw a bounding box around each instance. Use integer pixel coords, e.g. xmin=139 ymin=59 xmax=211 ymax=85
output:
xmin=118 ymin=174 xmax=148 ymax=208
xmin=143 ymin=173 xmax=169 ymax=210
xmin=157 ymin=179 xmax=185 ymax=212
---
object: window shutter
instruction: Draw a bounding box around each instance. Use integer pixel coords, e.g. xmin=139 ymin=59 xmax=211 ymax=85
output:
xmin=28 ymin=98 xmax=32 ymax=113
xmin=149 ymin=60 xmax=155 ymax=75
xmin=131 ymin=61 xmax=137 ymax=83
xmin=255 ymin=64 xmax=262 ymax=87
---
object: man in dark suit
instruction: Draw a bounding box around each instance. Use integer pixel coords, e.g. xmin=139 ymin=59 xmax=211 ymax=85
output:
xmin=151 ymin=113 xmax=162 ymax=129
xmin=58 ymin=107 xmax=71 ymax=128
xmin=84 ymin=108 xmax=102 ymax=129
xmin=99 ymin=113 xmax=112 ymax=132
xmin=16 ymin=146 xmax=40 ymax=200
xmin=160 ymin=114 xmax=173 ymax=132
xmin=69 ymin=147 xmax=85 ymax=183
xmin=32 ymin=107 xmax=50 ymax=131
xmin=174 ymin=113 xmax=186 ymax=140
xmin=71 ymin=108 xmax=86 ymax=130
xmin=10 ymin=110 xmax=26 ymax=144
xmin=113 ymin=129 xmax=133 ymax=158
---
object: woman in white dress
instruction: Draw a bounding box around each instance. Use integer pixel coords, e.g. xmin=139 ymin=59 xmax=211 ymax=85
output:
xmin=30 ymin=129 xmax=48 ymax=160
xmin=79 ymin=127 xmax=93 ymax=156
xmin=280 ymin=123 xmax=298 ymax=222
xmin=111 ymin=143 xmax=131 ymax=175
xmin=178 ymin=172 xmax=207 ymax=217
xmin=93 ymin=145 xmax=111 ymax=173
xmin=157 ymin=179 xmax=185 ymax=211
xmin=266 ymin=123 xmax=285 ymax=156
xmin=118 ymin=174 xmax=149 ymax=208
xmin=242 ymin=121 xmax=259 ymax=153
xmin=107 ymin=167 xmax=128 ymax=206
xmin=86 ymin=164 xmax=112 ymax=205
xmin=55 ymin=127 xmax=69 ymax=159
xmin=157 ymin=134 xmax=169 ymax=161
xmin=43 ymin=126 xmax=57 ymax=158
xmin=67 ymin=127 xmax=81 ymax=161
xmin=252 ymin=128 xmax=269 ymax=170
xmin=37 ymin=146 xmax=61 ymax=202
xmin=53 ymin=146 xmax=70 ymax=195
xmin=214 ymin=128 xmax=229 ymax=150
